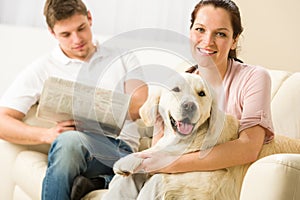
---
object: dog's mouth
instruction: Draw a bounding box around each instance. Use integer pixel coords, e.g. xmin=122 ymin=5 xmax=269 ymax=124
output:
xmin=170 ymin=115 xmax=195 ymax=136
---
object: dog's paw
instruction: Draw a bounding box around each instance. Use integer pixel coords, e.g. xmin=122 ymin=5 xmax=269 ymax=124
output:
xmin=113 ymin=153 xmax=144 ymax=176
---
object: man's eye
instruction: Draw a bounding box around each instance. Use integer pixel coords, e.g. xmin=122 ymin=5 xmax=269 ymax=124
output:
xmin=172 ymin=87 xmax=180 ymax=92
xmin=61 ymin=33 xmax=70 ymax=38
xmin=198 ymin=91 xmax=206 ymax=96
xmin=78 ymin=27 xmax=85 ymax=31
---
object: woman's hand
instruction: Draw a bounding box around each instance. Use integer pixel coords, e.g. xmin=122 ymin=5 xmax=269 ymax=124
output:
xmin=134 ymin=151 xmax=181 ymax=174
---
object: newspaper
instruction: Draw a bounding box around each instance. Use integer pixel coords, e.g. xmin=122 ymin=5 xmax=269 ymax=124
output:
xmin=36 ymin=77 xmax=130 ymax=137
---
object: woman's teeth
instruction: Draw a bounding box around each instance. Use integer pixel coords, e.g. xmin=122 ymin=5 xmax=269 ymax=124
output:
xmin=197 ymin=48 xmax=216 ymax=55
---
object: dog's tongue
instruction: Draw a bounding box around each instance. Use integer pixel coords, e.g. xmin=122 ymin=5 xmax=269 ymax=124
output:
xmin=176 ymin=121 xmax=193 ymax=135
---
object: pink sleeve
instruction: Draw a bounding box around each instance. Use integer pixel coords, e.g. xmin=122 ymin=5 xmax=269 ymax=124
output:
xmin=239 ymin=68 xmax=274 ymax=143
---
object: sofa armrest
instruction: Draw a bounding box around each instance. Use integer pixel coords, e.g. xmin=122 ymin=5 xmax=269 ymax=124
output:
xmin=0 ymin=140 xmax=28 ymax=200
xmin=0 ymin=138 xmax=50 ymax=200
xmin=240 ymin=153 xmax=300 ymax=200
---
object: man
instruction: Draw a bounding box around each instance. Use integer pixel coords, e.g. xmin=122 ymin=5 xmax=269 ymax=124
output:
xmin=0 ymin=0 xmax=147 ymax=199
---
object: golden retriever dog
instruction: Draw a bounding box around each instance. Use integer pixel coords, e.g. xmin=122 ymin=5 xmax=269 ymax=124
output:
xmin=113 ymin=72 xmax=300 ymax=200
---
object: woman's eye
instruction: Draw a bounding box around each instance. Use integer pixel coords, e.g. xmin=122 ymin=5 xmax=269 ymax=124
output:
xmin=198 ymin=91 xmax=206 ymax=96
xmin=195 ymin=27 xmax=205 ymax=33
xmin=216 ymin=32 xmax=226 ymax=37
xmin=172 ymin=87 xmax=180 ymax=92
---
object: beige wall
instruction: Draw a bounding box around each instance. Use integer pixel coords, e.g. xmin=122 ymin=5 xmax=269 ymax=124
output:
xmin=235 ymin=0 xmax=299 ymax=72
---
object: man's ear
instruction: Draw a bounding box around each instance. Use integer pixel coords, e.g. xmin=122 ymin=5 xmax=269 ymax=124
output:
xmin=87 ymin=10 xmax=92 ymax=26
xmin=139 ymin=86 xmax=161 ymax=127
xmin=48 ymin=26 xmax=56 ymax=37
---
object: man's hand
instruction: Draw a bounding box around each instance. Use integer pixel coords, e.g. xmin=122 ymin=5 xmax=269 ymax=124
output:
xmin=42 ymin=120 xmax=76 ymax=144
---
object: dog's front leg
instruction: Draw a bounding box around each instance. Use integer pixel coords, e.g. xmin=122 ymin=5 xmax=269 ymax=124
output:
xmin=113 ymin=153 xmax=145 ymax=176
xmin=113 ymin=148 xmax=159 ymax=176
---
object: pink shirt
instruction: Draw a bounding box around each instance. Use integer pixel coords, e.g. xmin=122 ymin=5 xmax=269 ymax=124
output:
xmin=222 ymin=59 xmax=274 ymax=143
xmin=156 ymin=59 xmax=275 ymax=143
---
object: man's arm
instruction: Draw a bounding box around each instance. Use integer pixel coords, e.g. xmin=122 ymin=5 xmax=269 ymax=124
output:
xmin=0 ymin=107 xmax=76 ymax=145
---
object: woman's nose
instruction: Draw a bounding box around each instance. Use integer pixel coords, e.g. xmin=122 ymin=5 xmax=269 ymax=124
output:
xmin=202 ymin=33 xmax=214 ymax=45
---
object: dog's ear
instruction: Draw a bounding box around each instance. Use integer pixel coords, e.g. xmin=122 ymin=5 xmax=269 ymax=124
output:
xmin=200 ymin=85 xmax=226 ymax=152
xmin=139 ymin=86 xmax=161 ymax=126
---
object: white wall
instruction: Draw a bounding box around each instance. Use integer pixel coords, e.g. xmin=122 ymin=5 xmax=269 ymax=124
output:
xmin=0 ymin=0 xmax=299 ymax=72
xmin=0 ymin=0 xmax=198 ymax=36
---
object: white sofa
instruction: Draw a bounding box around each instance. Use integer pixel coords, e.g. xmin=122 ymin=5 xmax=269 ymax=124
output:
xmin=0 ymin=24 xmax=300 ymax=200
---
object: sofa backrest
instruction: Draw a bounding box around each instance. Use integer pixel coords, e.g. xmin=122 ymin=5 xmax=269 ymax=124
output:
xmin=269 ymin=69 xmax=300 ymax=139
xmin=0 ymin=24 xmax=56 ymax=95
xmin=1 ymin=24 xmax=299 ymax=141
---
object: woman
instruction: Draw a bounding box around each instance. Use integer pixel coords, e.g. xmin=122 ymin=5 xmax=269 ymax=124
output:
xmin=103 ymin=0 xmax=274 ymax=199
xmin=141 ymin=0 xmax=274 ymax=173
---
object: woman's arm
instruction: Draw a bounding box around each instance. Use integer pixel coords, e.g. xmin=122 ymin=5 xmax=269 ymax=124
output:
xmin=142 ymin=125 xmax=265 ymax=173
xmin=139 ymin=65 xmax=271 ymax=173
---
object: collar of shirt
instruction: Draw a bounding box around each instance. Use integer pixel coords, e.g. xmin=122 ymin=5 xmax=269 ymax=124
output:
xmin=51 ymin=40 xmax=109 ymax=65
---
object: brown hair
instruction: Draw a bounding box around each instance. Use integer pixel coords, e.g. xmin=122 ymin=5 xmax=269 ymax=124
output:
xmin=44 ymin=0 xmax=88 ymax=30
xmin=190 ymin=0 xmax=243 ymax=60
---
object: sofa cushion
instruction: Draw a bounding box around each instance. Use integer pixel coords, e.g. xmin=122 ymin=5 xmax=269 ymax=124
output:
xmin=82 ymin=190 xmax=108 ymax=200
xmin=240 ymin=153 xmax=300 ymax=200
xmin=271 ymin=72 xmax=300 ymax=139
xmin=0 ymin=140 xmax=28 ymax=200
xmin=13 ymin=185 xmax=32 ymax=200
xmin=268 ymin=69 xmax=292 ymax=99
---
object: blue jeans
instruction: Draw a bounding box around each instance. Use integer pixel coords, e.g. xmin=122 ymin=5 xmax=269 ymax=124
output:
xmin=41 ymin=130 xmax=133 ymax=200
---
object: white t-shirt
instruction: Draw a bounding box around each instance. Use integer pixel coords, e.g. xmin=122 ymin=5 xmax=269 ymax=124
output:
xmin=0 ymin=42 xmax=145 ymax=152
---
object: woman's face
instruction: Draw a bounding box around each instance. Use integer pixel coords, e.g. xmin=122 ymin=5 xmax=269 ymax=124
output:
xmin=190 ymin=5 xmax=238 ymax=71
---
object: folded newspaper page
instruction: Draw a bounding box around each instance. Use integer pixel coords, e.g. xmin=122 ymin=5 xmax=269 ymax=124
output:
xmin=36 ymin=77 xmax=130 ymax=137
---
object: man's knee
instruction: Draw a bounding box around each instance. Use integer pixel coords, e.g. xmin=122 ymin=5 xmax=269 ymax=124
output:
xmin=49 ymin=131 xmax=86 ymax=160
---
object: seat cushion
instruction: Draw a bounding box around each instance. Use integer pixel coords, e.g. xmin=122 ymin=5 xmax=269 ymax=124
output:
xmin=13 ymin=185 xmax=32 ymax=200
xmin=82 ymin=190 xmax=108 ymax=199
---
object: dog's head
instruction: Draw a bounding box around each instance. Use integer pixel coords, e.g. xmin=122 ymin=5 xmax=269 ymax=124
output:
xmin=139 ymin=73 xmax=219 ymax=139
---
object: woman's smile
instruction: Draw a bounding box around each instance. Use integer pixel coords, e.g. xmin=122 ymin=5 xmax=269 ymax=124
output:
xmin=196 ymin=47 xmax=217 ymax=56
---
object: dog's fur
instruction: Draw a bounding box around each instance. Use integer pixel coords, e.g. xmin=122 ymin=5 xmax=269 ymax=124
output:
xmin=113 ymin=73 xmax=300 ymax=200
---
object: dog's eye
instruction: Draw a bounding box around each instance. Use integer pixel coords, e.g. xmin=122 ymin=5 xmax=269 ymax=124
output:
xmin=172 ymin=87 xmax=180 ymax=92
xmin=198 ymin=91 xmax=206 ymax=96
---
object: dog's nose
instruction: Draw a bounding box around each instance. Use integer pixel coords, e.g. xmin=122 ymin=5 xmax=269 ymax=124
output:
xmin=182 ymin=101 xmax=196 ymax=112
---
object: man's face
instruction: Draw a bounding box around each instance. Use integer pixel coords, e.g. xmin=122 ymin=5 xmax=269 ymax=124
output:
xmin=51 ymin=11 xmax=94 ymax=61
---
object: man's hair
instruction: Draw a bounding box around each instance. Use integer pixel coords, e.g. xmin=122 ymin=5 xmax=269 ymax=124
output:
xmin=44 ymin=0 xmax=88 ymax=30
